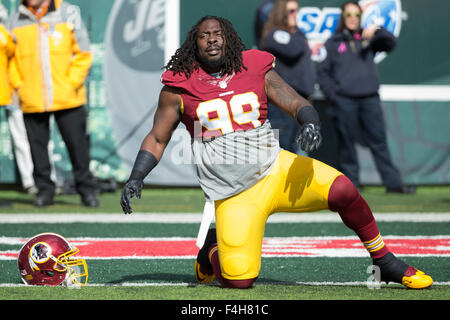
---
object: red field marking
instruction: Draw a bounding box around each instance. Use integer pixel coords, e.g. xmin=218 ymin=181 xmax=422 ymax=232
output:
xmin=73 ymin=239 xmax=198 ymax=258
xmin=1 ymin=236 xmax=449 ymax=259
xmin=261 ymin=237 xmax=450 ymax=257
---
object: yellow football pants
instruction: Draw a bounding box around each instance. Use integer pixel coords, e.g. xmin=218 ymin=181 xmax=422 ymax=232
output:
xmin=214 ymin=150 xmax=342 ymax=280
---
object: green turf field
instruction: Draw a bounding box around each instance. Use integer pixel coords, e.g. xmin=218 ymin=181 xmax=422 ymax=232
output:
xmin=1 ymin=185 xmax=449 ymax=213
xmin=0 ymin=186 xmax=449 ymax=310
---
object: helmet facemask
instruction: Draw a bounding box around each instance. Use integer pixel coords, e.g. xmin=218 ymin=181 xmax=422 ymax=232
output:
xmin=55 ymin=247 xmax=88 ymax=287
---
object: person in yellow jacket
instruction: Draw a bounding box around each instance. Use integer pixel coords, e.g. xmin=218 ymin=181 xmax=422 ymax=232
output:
xmin=0 ymin=20 xmax=14 ymax=105
xmin=1 ymin=7 xmax=37 ymax=195
xmin=8 ymin=0 xmax=99 ymax=207
xmin=0 ymin=7 xmax=12 ymax=207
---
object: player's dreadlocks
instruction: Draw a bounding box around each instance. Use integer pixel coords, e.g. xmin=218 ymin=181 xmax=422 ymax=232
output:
xmin=164 ymin=15 xmax=247 ymax=78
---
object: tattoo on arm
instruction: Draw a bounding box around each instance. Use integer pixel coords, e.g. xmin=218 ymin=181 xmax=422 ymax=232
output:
xmin=265 ymin=70 xmax=311 ymax=118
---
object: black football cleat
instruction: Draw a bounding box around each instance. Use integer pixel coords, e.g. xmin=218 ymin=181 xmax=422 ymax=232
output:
xmin=373 ymin=252 xmax=432 ymax=289
xmin=194 ymin=228 xmax=217 ymax=284
xmin=386 ymin=185 xmax=416 ymax=194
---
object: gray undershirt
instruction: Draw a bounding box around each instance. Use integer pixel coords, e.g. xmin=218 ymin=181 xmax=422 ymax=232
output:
xmin=192 ymin=121 xmax=281 ymax=201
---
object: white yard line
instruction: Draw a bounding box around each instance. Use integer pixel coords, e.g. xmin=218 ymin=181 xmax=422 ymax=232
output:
xmin=0 ymin=281 xmax=449 ymax=287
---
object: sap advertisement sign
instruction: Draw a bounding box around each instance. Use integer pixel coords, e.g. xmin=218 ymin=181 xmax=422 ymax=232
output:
xmin=298 ymin=0 xmax=403 ymax=62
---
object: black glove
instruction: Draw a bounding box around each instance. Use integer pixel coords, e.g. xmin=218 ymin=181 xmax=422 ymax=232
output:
xmin=296 ymin=123 xmax=322 ymax=153
xmin=120 ymin=179 xmax=143 ymax=214
xmin=120 ymin=150 xmax=158 ymax=214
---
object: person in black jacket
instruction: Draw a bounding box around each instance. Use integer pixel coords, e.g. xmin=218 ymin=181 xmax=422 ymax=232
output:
xmin=260 ymin=0 xmax=316 ymax=153
xmin=254 ymin=0 xmax=276 ymax=49
xmin=317 ymin=1 xmax=414 ymax=193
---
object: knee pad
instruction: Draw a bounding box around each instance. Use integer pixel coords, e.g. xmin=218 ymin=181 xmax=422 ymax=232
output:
xmin=209 ymin=245 xmax=255 ymax=288
xmin=328 ymin=175 xmax=360 ymax=212
xmin=222 ymin=253 xmax=250 ymax=279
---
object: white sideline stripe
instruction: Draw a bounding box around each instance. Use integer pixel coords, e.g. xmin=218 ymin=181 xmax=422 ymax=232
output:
xmin=379 ymin=85 xmax=450 ymax=101
xmin=315 ymin=85 xmax=450 ymax=101
xmin=0 ymin=212 xmax=449 ymax=223
xmin=3 ymin=235 xmax=450 ymax=242
xmin=0 ymin=281 xmax=449 ymax=287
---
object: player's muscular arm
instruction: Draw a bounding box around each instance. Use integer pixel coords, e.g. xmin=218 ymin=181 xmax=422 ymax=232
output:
xmin=140 ymin=85 xmax=182 ymax=160
xmin=265 ymin=69 xmax=322 ymax=152
xmin=265 ymin=69 xmax=311 ymax=118
xmin=120 ymin=86 xmax=182 ymax=214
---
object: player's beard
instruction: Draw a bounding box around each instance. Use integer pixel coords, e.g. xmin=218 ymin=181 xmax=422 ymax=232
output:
xmin=197 ymin=54 xmax=225 ymax=73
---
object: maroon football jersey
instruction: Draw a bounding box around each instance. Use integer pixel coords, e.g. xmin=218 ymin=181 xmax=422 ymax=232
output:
xmin=161 ymin=49 xmax=275 ymax=138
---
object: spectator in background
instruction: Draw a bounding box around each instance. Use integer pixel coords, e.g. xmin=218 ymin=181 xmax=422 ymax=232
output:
xmin=8 ymin=0 xmax=99 ymax=207
xmin=0 ymin=4 xmax=37 ymax=195
xmin=254 ymin=0 xmax=276 ymax=49
xmin=260 ymin=0 xmax=316 ymax=153
xmin=317 ymin=1 xmax=414 ymax=194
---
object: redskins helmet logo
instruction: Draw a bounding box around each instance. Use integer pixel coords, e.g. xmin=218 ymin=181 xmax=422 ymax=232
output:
xmin=30 ymin=242 xmax=52 ymax=263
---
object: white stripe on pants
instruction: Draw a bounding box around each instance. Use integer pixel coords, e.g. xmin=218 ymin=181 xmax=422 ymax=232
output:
xmin=6 ymin=105 xmax=35 ymax=189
